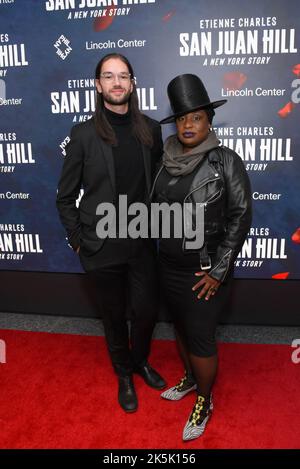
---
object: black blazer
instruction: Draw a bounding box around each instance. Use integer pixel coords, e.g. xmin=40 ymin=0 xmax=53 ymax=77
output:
xmin=56 ymin=115 xmax=163 ymax=257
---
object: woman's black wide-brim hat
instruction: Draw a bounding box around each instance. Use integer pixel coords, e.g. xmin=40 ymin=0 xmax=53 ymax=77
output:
xmin=160 ymin=74 xmax=227 ymax=124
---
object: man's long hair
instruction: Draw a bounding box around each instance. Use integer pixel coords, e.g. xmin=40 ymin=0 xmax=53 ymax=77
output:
xmin=94 ymin=53 xmax=153 ymax=147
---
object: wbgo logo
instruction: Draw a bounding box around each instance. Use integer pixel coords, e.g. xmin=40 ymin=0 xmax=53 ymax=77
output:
xmin=0 ymin=339 xmax=6 ymax=364
xmin=291 ymin=339 xmax=300 ymax=364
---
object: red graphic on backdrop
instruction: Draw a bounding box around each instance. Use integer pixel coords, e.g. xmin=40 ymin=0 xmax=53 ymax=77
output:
xmin=272 ymin=272 xmax=290 ymax=280
xmin=223 ymin=72 xmax=247 ymax=91
xmin=93 ymin=9 xmax=115 ymax=31
xmin=292 ymin=64 xmax=300 ymax=76
xmin=163 ymin=10 xmax=176 ymax=22
xmin=277 ymin=65 xmax=299 ymax=117
xmin=291 ymin=228 xmax=300 ymax=244
xmin=277 ymin=101 xmax=296 ymax=118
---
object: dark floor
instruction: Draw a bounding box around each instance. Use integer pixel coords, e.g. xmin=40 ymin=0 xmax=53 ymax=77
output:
xmin=0 ymin=312 xmax=299 ymax=345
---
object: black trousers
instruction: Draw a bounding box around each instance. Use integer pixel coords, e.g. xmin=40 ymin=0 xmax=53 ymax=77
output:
xmin=88 ymin=239 xmax=159 ymax=377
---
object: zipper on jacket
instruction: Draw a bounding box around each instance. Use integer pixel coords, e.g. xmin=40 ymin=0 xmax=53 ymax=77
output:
xmin=183 ymin=176 xmax=221 ymax=205
xmin=205 ymin=187 xmax=223 ymax=205
xmin=182 ymin=176 xmax=222 ymax=253
xmin=151 ymin=171 xmax=222 ymax=252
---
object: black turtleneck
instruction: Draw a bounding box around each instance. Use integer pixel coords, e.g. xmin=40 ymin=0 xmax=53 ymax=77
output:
xmin=105 ymin=107 xmax=146 ymax=205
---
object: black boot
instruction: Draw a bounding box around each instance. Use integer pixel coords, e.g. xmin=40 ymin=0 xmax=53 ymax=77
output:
xmin=135 ymin=362 xmax=166 ymax=390
xmin=118 ymin=375 xmax=138 ymax=413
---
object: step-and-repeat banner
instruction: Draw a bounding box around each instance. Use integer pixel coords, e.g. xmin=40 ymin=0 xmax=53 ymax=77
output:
xmin=0 ymin=0 xmax=299 ymax=278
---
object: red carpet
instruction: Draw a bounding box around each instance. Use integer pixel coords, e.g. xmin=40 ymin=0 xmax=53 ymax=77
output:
xmin=0 ymin=328 xmax=299 ymax=449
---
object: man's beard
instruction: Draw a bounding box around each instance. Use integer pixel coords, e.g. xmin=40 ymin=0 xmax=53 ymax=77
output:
xmin=101 ymin=87 xmax=131 ymax=106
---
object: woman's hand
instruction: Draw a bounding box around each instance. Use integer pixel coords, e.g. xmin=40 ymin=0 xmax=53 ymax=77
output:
xmin=76 ymin=246 xmax=80 ymax=254
xmin=192 ymin=271 xmax=221 ymax=301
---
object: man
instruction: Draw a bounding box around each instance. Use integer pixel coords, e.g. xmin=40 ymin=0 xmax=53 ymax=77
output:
xmin=56 ymin=53 xmax=166 ymax=412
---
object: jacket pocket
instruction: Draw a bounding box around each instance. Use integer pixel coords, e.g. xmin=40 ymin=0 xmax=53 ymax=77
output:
xmin=80 ymin=209 xmax=95 ymax=226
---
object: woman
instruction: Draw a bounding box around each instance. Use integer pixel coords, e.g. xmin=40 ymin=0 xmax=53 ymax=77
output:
xmin=152 ymin=74 xmax=252 ymax=441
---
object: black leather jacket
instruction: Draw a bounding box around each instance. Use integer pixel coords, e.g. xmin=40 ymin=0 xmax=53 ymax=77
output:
xmin=150 ymin=146 xmax=252 ymax=283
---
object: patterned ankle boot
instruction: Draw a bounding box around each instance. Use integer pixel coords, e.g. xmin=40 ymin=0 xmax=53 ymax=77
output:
xmin=182 ymin=394 xmax=213 ymax=441
xmin=160 ymin=372 xmax=196 ymax=401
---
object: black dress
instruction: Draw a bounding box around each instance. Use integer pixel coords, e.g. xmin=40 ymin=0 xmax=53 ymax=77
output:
xmin=154 ymin=166 xmax=233 ymax=357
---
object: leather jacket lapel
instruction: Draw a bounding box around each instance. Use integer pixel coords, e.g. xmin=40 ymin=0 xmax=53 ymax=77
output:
xmin=96 ymin=136 xmax=116 ymax=198
xmin=142 ymin=144 xmax=151 ymax=195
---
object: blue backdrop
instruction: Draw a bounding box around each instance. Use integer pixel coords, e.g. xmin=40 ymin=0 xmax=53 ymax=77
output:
xmin=0 ymin=0 xmax=299 ymax=279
